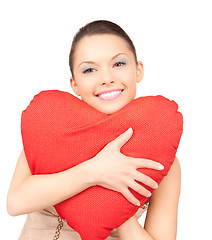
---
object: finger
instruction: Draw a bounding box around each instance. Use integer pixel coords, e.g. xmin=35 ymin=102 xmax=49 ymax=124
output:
xmin=121 ymin=187 xmax=141 ymax=206
xmin=108 ymin=128 xmax=133 ymax=150
xmin=132 ymin=170 xmax=158 ymax=189
xmin=132 ymin=158 xmax=164 ymax=170
xmin=128 ymin=180 xmax=152 ymax=197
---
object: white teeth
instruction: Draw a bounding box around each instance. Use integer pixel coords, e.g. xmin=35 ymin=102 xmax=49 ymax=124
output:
xmin=99 ymin=90 xmax=122 ymax=98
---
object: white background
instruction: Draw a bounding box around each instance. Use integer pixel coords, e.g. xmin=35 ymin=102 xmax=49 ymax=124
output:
xmin=1 ymin=0 xmax=211 ymax=239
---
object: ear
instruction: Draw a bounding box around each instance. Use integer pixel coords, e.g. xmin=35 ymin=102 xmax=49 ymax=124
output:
xmin=136 ymin=61 xmax=144 ymax=83
xmin=70 ymin=77 xmax=80 ymax=96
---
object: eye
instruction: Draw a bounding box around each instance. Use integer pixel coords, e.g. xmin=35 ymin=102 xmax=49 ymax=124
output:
xmin=82 ymin=67 xmax=96 ymax=74
xmin=113 ymin=61 xmax=126 ymax=68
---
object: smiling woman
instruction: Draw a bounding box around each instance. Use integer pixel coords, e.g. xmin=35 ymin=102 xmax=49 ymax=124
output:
xmin=7 ymin=20 xmax=181 ymax=240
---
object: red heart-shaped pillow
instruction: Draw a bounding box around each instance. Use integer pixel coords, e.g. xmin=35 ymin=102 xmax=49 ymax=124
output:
xmin=21 ymin=90 xmax=183 ymax=240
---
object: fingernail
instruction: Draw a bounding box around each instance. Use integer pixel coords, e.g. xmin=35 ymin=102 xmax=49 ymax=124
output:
xmin=126 ymin=127 xmax=133 ymax=133
xmin=153 ymin=183 xmax=158 ymax=189
xmin=147 ymin=192 xmax=151 ymax=197
xmin=136 ymin=202 xmax=140 ymax=206
xmin=158 ymin=164 xmax=164 ymax=170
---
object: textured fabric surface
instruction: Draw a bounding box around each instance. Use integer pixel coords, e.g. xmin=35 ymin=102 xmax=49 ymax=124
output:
xmin=18 ymin=206 xmax=147 ymax=240
xmin=21 ymin=90 xmax=183 ymax=240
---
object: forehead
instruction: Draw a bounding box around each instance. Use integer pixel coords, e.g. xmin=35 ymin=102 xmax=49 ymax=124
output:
xmin=74 ymin=34 xmax=132 ymax=63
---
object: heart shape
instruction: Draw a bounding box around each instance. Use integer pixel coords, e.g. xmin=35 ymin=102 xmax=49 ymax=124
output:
xmin=21 ymin=90 xmax=183 ymax=240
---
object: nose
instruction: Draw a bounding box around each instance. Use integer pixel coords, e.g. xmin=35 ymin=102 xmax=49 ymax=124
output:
xmin=100 ymin=68 xmax=115 ymax=85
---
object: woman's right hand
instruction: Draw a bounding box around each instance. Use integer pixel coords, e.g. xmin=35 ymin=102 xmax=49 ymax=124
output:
xmin=88 ymin=128 xmax=164 ymax=207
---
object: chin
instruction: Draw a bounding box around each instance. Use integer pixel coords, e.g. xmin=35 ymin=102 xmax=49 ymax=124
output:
xmin=96 ymin=104 xmax=126 ymax=115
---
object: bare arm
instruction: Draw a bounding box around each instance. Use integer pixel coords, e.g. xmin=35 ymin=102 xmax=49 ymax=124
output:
xmin=7 ymin=150 xmax=95 ymax=216
xmin=118 ymin=157 xmax=181 ymax=240
xmin=7 ymin=128 xmax=163 ymax=216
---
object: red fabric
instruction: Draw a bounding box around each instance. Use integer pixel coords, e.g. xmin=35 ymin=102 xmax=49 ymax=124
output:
xmin=21 ymin=90 xmax=183 ymax=240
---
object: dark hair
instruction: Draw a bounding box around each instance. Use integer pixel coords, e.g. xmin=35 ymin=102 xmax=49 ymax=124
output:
xmin=69 ymin=20 xmax=137 ymax=77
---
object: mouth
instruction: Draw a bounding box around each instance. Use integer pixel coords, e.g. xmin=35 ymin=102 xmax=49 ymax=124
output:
xmin=95 ymin=89 xmax=124 ymax=101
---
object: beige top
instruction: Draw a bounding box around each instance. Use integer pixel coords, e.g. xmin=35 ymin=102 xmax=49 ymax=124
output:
xmin=18 ymin=203 xmax=148 ymax=240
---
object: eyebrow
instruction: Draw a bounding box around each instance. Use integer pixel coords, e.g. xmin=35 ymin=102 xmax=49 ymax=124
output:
xmin=78 ymin=53 xmax=128 ymax=69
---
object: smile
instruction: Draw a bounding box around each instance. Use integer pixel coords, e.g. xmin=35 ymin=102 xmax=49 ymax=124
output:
xmin=96 ymin=89 xmax=124 ymax=101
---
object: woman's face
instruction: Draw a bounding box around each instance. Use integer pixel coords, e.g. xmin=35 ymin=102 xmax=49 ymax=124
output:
xmin=70 ymin=34 xmax=144 ymax=114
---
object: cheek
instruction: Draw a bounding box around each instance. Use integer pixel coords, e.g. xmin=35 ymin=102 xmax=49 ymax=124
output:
xmin=120 ymin=65 xmax=137 ymax=80
xmin=77 ymin=80 xmax=96 ymax=97
xmin=122 ymin=70 xmax=137 ymax=87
